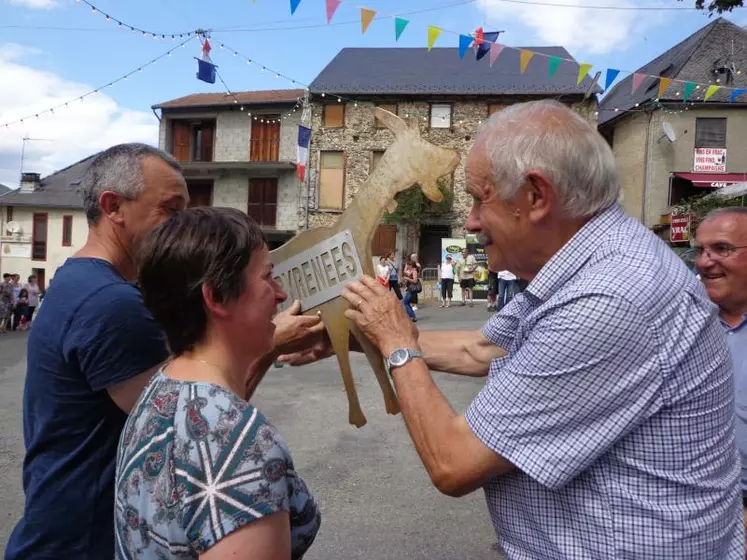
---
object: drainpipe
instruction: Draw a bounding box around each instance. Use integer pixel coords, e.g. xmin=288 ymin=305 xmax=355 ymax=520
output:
xmin=641 ymin=110 xmax=654 ymax=226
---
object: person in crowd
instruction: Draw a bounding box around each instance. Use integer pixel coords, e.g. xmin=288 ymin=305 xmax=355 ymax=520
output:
xmin=376 ymin=256 xmax=391 ymax=287
xmin=496 ymin=269 xmax=518 ymax=310
xmin=486 ymin=268 xmax=498 ymax=311
xmin=402 ymin=256 xmax=419 ymax=322
xmin=0 ymin=291 xmax=11 ymax=333
xmin=13 ymin=287 xmax=29 ymax=331
xmin=439 ymin=254 xmax=455 ymax=308
xmin=116 ymin=207 xmax=320 ymax=559
xmin=456 ymin=248 xmax=477 ymax=307
xmin=385 ymin=251 xmax=402 ymax=300
xmin=5 ymin=143 xmax=323 ymax=560
xmin=281 ymin=100 xmax=744 ymax=558
xmin=695 ymin=207 xmax=747 ymax=549
xmin=24 ymin=275 xmax=40 ymax=326
xmin=408 ymin=253 xmax=422 ymax=310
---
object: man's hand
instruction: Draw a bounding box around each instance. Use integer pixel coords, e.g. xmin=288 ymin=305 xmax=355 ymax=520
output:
xmin=343 ymin=275 xmax=419 ymax=357
xmin=273 ymin=300 xmax=325 ymax=356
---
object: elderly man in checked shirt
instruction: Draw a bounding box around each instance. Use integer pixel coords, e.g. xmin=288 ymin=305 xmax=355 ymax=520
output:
xmin=281 ymin=100 xmax=744 ymax=558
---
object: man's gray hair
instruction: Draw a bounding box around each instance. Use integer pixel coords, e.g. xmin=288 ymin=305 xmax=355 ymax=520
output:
xmin=702 ymin=206 xmax=747 ymax=223
xmin=476 ymin=100 xmax=620 ymax=219
xmin=80 ymin=143 xmax=182 ymax=224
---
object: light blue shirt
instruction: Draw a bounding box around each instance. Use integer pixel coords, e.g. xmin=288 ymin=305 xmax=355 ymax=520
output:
xmin=466 ymin=204 xmax=744 ymax=559
xmin=722 ymin=315 xmax=747 ymax=495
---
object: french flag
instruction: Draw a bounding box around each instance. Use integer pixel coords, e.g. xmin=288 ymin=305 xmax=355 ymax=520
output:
xmin=297 ymin=125 xmax=311 ymax=182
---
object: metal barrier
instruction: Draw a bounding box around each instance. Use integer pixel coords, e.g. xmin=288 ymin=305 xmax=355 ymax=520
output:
xmin=420 ymin=267 xmax=439 ymax=281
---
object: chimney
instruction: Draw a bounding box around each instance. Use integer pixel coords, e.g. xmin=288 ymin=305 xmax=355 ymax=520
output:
xmin=20 ymin=172 xmax=40 ymax=193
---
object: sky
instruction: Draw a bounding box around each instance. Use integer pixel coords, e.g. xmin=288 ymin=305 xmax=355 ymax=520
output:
xmin=0 ymin=0 xmax=745 ymax=188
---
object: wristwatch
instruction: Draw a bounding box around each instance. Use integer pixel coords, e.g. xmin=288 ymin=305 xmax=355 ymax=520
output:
xmin=386 ymin=348 xmax=424 ymax=375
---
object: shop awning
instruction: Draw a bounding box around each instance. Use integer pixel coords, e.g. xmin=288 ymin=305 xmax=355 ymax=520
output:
xmin=671 ymin=172 xmax=747 ymax=188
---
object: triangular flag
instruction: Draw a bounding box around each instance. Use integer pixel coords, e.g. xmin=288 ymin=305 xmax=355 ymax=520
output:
xmin=729 ymin=88 xmax=747 ymax=102
xmin=682 ymin=81 xmax=696 ymax=102
xmin=489 ymin=43 xmax=504 ymax=67
xmin=427 ymin=26 xmax=442 ymax=51
xmin=605 ymin=69 xmax=620 ymax=91
xmin=290 ymin=0 xmax=301 ymax=14
xmin=704 ymin=84 xmax=721 ymax=102
xmin=577 ymin=63 xmax=592 ymax=85
xmin=361 ymin=8 xmax=375 ymax=34
xmin=632 ymin=72 xmax=647 ymax=93
xmin=459 ymin=34 xmax=473 ymax=59
xmin=395 ymin=17 xmax=409 ymax=41
xmin=657 ymin=77 xmax=672 ymax=99
xmin=326 ymin=0 xmax=341 ymax=23
xmin=519 ymin=50 xmax=535 ymax=74
xmin=548 ymin=56 xmax=562 ymax=78
xmin=477 ymin=31 xmax=500 ymax=61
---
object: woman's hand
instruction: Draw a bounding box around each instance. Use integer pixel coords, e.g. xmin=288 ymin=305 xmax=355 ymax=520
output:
xmin=342 ymin=276 xmax=419 ymax=357
xmin=272 ymin=300 xmax=325 ymax=356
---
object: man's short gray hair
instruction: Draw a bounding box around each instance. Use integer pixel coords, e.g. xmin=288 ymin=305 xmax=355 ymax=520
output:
xmin=80 ymin=143 xmax=182 ymax=224
xmin=702 ymin=206 xmax=747 ymax=223
xmin=476 ymin=100 xmax=620 ymax=219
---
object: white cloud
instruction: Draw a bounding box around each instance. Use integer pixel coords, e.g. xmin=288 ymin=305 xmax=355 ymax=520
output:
xmin=0 ymin=42 xmax=158 ymax=188
xmin=481 ymin=0 xmax=663 ymax=55
xmin=7 ymin=0 xmax=57 ymax=9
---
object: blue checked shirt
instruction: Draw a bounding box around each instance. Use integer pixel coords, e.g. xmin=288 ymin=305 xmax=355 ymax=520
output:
xmin=465 ymin=205 xmax=744 ymax=559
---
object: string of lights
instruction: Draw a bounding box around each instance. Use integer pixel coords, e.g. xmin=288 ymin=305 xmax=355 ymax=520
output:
xmin=75 ymin=0 xmax=201 ymax=40
xmin=0 ymin=35 xmax=197 ymax=130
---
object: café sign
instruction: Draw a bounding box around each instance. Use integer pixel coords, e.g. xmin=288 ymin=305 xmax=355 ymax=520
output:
xmin=693 ymin=148 xmax=727 ymax=173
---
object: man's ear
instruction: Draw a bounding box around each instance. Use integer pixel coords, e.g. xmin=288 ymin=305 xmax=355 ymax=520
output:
xmin=523 ymin=171 xmax=554 ymax=223
xmin=98 ymin=191 xmax=126 ymax=225
xmin=201 ymin=283 xmax=231 ymax=319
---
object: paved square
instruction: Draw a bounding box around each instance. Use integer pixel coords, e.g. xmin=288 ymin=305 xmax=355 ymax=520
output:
xmin=0 ymin=304 xmax=504 ymax=559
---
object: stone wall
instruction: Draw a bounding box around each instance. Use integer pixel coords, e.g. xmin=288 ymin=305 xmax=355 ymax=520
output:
xmin=303 ymin=97 xmax=599 ymax=246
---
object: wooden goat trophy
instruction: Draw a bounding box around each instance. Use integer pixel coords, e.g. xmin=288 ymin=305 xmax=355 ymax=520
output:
xmin=270 ymin=107 xmax=460 ymax=427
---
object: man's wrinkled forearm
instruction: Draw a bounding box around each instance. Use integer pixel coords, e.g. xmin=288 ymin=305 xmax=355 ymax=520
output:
xmin=418 ymin=330 xmax=505 ymax=377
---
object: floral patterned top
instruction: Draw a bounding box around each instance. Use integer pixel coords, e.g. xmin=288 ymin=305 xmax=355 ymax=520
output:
xmin=115 ymin=371 xmax=320 ymax=559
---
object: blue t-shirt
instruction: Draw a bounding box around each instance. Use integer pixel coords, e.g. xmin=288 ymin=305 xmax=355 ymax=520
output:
xmin=5 ymin=258 xmax=169 ymax=560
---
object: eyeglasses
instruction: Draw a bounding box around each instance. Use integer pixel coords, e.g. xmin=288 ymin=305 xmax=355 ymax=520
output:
xmin=692 ymin=243 xmax=747 ymax=260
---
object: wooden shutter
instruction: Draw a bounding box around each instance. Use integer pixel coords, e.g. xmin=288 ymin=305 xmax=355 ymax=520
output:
xmin=371 ymin=225 xmax=397 ymax=257
xmin=62 ymin=215 xmax=73 ymax=247
xmin=319 ymin=152 xmax=345 ymax=210
xmin=187 ymin=182 xmax=213 ymax=207
xmin=32 ymin=213 xmax=48 ymax=261
xmin=375 ymin=104 xmax=398 ymax=127
xmin=323 ymin=104 xmax=345 ymax=128
xmin=201 ymin=123 xmax=215 ymax=162
xmin=172 ymin=121 xmax=191 ymax=162
xmin=248 ymin=179 xmax=278 ymax=227
xmin=250 ymin=119 xmax=281 ymax=162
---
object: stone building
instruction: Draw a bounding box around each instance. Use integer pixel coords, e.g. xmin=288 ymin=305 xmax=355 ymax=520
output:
xmin=304 ymin=47 xmax=599 ymax=267
xmin=152 ymin=88 xmax=306 ymax=248
xmin=599 ymin=18 xmax=747 ymax=243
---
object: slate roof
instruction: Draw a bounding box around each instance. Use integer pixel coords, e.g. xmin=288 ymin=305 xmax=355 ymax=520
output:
xmin=309 ymin=47 xmax=601 ymax=96
xmin=153 ymin=88 xmax=305 ymax=110
xmin=0 ymin=157 xmax=92 ymax=209
xmin=599 ymin=18 xmax=747 ymax=125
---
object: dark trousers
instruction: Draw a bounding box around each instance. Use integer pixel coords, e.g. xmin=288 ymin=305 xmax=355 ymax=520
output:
xmin=498 ymin=280 xmax=517 ymax=310
xmin=389 ymin=280 xmax=403 ymax=300
xmin=12 ymin=305 xmax=28 ymax=330
xmin=26 ymin=306 xmax=35 ymax=322
xmin=441 ymin=278 xmax=454 ymax=300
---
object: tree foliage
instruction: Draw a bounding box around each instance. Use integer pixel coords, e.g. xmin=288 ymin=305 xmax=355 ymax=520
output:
xmin=383 ymin=175 xmax=454 ymax=224
xmin=685 ymin=0 xmax=743 ymax=13
xmin=676 ymin=192 xmax=744 ymax=231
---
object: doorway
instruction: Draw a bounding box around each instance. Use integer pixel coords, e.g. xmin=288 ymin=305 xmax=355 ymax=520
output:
xmin=419 ymin=224 xmax=452 ymax=268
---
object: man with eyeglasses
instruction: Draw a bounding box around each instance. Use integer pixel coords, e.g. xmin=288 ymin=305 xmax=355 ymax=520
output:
xmin=695 ymin=206 xmax=747 ymax=548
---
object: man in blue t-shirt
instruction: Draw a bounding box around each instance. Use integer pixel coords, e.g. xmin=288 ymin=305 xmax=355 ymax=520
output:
xmin=4 ymin=144 xmax=187 ymax=560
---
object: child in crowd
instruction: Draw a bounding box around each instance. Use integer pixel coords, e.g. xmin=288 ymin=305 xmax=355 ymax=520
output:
xmin=13 ymin=288 xmax=29 ymax=331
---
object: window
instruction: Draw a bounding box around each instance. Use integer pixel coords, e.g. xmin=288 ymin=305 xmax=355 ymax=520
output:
xmin=488 ymin=104 xmax=507 ymax=116
xmin=375 ymin=104 xmax=398 ymax=127
xmin=247 ymin=179 xmax=278 ymax=227
xmin=62 ymin=215 xmax=73 ymax=247
xmin=430 ymin=104 xmax=452 ymax=128
xmin=32 ymin=213 xmax=48 ymax=261
xmin=370 ymin=150 xmax=385 ymax=175
xmin=6 ymin=207 xmax=12 ymax=223
xmin=323 ymin=104 xmax=345 ymax=128
xmin=695 ymin=118 xmax=726 ymax=148
xmin=250 ymin=117 xmax=281 ymax=162
xmin=171 ymin=120 xmax=215 ymax=162
xmin=319 ymin=151 xmax=345 ymax=210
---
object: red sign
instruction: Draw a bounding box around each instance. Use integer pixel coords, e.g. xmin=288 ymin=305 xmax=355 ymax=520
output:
xmin=670 ymin=214 xmax=691 ymax=243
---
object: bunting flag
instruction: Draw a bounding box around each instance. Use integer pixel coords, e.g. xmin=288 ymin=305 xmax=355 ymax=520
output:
xmin=605 ymin=69 xmax=620 ymax=91
xmin=427 ymin=26 xmax=442 ymax=51
xmin=477 ymin=31 xmax=500 ymax=61
xmin=361 ymin=8 xmax=375 ymax=34
xmin=459 ymin=34 xmax=473 ymax=59
xmin=548 ymin=56 xmax=562 ymax=78
xmin=290 ymin=0 xmax=301 ymax=15
xmin=519 ymin=50 xmax=534 ymax=74
xmin=474 ymin=27 xmax=484 ymax=49
xmin=682 ymin=81 xmax=696 ymax=102
xmin=730 ymin=88 xmax=747 ymax=102
xmin=577 ymin=63 xmax=592 ymax=85
xmin=395 ymin=17 xmax=409 ymax=41
xmin=704 ymin=84 xmax=721 ymax=102
xmin=489 ymin=43 xmax=504 ymax=67
xmin=632 ymin=72 xmax=647 ymax=94
xmin=297 ymin=125 xmax=311 ymax=182
xmin=196 ymin=58 xmax=217 ymax=84
xmin=657 ymin=77 xmax=672 ymax=99
xmin=326 ymin=0 xmax=341 ymax=23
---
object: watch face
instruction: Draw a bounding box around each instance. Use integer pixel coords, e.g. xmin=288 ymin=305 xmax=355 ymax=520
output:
xmin=390 ymin=348 xmax=409 ymax=367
